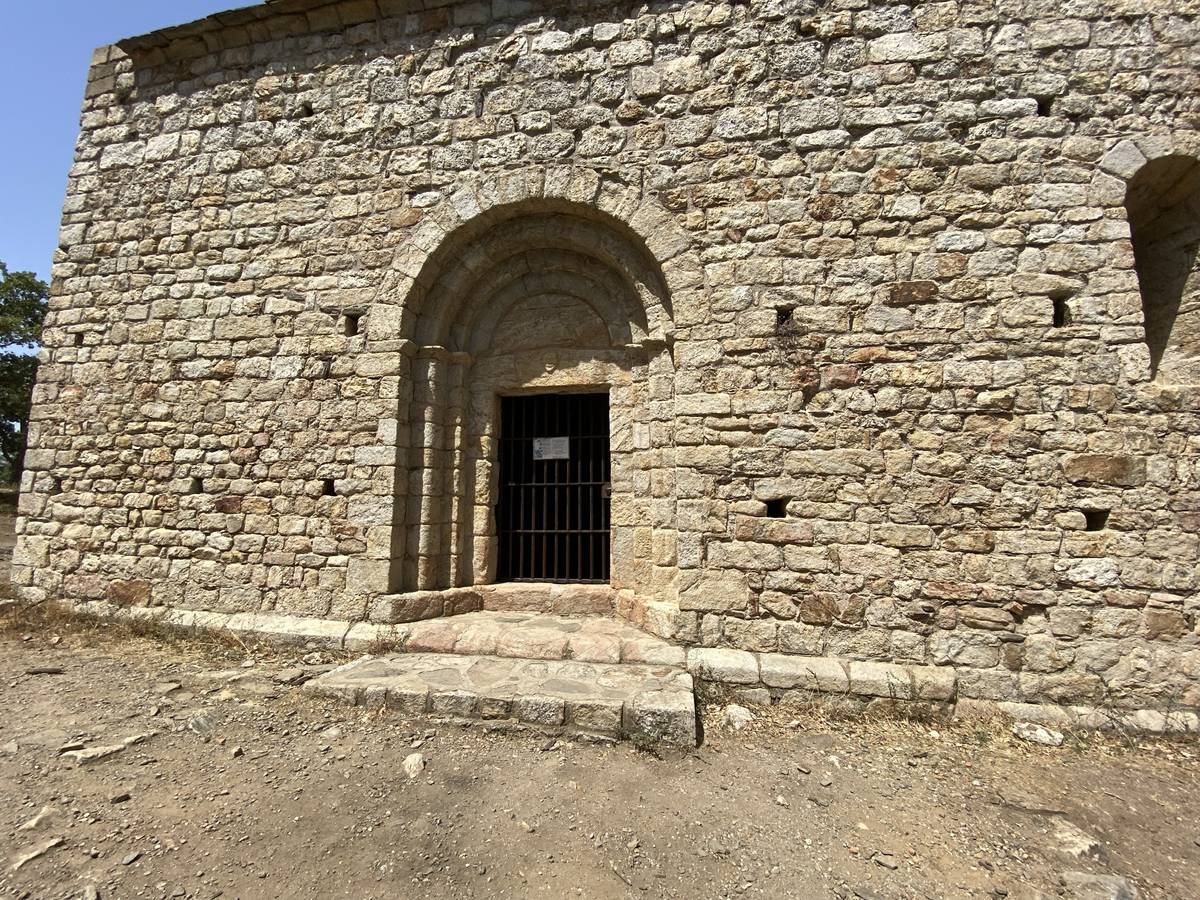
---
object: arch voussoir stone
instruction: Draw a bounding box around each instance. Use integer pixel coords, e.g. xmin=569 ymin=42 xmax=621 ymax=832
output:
xmin=465 ymin=270 xmax=638 ymax=355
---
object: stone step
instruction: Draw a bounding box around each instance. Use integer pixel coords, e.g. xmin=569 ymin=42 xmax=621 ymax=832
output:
xmin=304 ymin=653 xmax=696 ymax=747
xmin=369 ymin=583 xmax=616 ymax=624
xmin=479 ymin=582 xmax=617 ymax=616
xmin=387 ymin=611 xmax=687 ymax=667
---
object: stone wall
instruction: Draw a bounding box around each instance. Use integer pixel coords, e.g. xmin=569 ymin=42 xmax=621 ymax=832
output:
xmin=13 ymin=0 xmax=1200 ymax=716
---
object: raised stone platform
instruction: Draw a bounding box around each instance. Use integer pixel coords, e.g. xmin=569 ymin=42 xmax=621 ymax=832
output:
xmin=43 ymin=600 xmax=1200 ymax=738
xmin=304 ymin=653 xmax=696 ymax=747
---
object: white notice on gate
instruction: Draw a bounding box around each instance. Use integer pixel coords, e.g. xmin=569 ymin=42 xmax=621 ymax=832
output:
xmin=532 ymin=437 xmax=570 ymax=461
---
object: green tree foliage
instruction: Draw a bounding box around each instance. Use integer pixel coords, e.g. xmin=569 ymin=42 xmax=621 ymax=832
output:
xmin=0 ymin=262 xmax=49 ymax=483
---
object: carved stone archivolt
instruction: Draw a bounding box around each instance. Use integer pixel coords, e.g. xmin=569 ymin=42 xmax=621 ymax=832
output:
xmin=384 ymin=187 xmax=681 ymax=597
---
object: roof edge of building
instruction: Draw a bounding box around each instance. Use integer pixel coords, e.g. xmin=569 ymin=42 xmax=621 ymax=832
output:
xmin=113 ymin=0 xmax=423 ymax=56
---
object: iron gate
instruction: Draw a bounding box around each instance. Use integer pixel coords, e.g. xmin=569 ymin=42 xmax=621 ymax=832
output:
xmin=497 ymin=393 xmax=610 ymax=583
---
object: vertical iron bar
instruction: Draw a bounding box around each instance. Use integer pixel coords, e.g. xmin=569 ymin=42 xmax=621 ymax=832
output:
xmin=567 ymin=397 xmax=573 ymax=581
xmin=552 ymin=396 xmax=557 ymax=580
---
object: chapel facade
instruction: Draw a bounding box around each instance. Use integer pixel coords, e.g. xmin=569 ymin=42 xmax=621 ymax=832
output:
xmin=13 ymin=0 xmax=1200 ymax=726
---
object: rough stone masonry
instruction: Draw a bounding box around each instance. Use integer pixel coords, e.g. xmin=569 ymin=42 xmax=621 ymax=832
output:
xmin=11 ymin=0 xmax=1200 ymax=725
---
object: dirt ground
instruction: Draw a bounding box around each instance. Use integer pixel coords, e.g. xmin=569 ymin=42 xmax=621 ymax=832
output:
xmin=0 ymin=607 xmax=1197 ymax=900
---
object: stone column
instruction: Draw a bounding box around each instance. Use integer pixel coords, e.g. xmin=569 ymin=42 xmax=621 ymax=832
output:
xmin=386 ymin=340 xmax=418 ymax=593
xmin=647 ymin=341 xmax=680 ymax=601
xmin=443 ymin=352 xmax=472 ymax=589
xmin=407 ymin=347 xmax=449 ymax=591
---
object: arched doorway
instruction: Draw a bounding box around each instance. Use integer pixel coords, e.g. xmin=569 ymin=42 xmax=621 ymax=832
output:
xmin=390 ymin=200 xmax=677 ymax=599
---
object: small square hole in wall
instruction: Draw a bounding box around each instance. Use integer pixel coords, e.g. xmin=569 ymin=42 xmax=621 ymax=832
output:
xmin=49 ymin=477 xmax=63 ymax=496
xmin=322 ymin=478 xmax=337 ymax=497
xmin=343 ymin=313 xmax=363 ymax=337
xmin=74 ymin=333 xmax=84 ymax=347
xmin=1084 ymin=509 xmax=1110 ymax=531
xmin=1052 ymin=296 xmax=1071 ymax=328
xmin=1036 ymin=96 xmax=1053 ymax=117
xmin=188 ymin=477 xmax=204 ymax=495
xmin=765 ymin=498 xmax=789 ymax=519
xmin=776 ymin=307 xmax=794 ymax=329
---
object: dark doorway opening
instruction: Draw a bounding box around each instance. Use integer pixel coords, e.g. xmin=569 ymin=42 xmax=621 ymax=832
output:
xmin=497 ymin=393 xmax=611 ymax=583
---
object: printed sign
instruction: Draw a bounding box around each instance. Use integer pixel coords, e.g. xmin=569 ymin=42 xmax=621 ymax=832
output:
xmin=532 ymin=437 xmax=570 ymax=461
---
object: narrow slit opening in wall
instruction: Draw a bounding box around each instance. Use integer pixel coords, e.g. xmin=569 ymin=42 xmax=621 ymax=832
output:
xmin=1084 ymin=509 xmax=1109 ymax=531
xmin=343 ymin=313 xmax=362 ymax=337
xmin=1051 ymin=295 xmax=1071 ymax=328
xmin=322 ymin=478 xmax=336 ymax=497
xmin=765 ymin=498 xmax=789 ymax=519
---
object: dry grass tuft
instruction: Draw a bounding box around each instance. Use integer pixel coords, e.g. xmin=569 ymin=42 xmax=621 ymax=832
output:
xmin=700 ymin=688 xmax=1194 ymax=760
xmin=0 ymin=599 xmax=338 ymax=667
xmin=364 ymin=628 xmax=405 ymax=656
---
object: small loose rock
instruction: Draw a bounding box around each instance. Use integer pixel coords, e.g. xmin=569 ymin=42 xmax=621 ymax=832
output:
xmin=721 ymin=704 xmax=754 ymax=731
xmin=1012 ymin=722 xmax=1064 ymax=747
xmin=402 ymin=752 xmax=425 ymax=779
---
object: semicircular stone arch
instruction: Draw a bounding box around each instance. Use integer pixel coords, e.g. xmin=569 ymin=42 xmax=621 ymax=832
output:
xmin=408 ymin=207 xmax=673 ymax=349
xmin=464 ymin=265 xmax=638 ymax=355
xmin=379 ymin=170 xmax=692 ymax=602
xmin=1097 ymin=134 xmax=1200 ymax=385
xmin=1125 ymin=154 xmax=1200 ymax=383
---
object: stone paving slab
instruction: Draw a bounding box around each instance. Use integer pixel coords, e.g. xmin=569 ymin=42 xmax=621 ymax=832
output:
xmin=395 ymin=611 xmax=688 ymax=667
xmin=305 ymin=652 xmax=697 ymax=747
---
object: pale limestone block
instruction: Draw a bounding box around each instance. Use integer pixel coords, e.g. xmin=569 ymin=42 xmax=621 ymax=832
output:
xmin=687 ymin=648 xmax=759 ymax=685
xmin=848 ymin=661 xmax=914 ymax=700
xmin=911 ymin=665 xmax=957 ymax=701
xmin=679 ymin=570 xmax=749 ymax=614
xmin=759 ymin=654 xmax=849 ymax=693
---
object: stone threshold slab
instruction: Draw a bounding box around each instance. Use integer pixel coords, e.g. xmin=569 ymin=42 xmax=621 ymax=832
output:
xmin=367 ymin=583 xmax=619 ymax=623
xmin=304 ymin=653 xmax=697 ymax=747
xmin=395 ymin=611 xmax=686 ymax=666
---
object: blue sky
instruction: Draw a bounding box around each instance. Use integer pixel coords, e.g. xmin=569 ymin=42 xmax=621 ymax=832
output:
xmin=1 ymin=1 xmax=261 ymax=282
